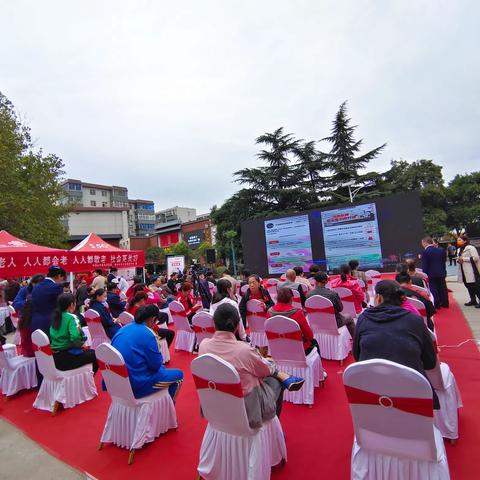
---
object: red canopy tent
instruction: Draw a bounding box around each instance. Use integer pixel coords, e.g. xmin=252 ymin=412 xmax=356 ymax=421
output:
xmin=68 ymin=232 xmax=144 ymax=272
xmin=0 ymin=230 xmax=68 ymax=277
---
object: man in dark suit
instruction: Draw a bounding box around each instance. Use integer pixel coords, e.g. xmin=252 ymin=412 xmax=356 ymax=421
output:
xmin=421 ymin=236 xmax=449 ymax=308
xmin=31 ymin=266 xmax=67 ymax=335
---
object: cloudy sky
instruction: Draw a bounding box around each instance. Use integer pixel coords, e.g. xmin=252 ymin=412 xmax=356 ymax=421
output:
xmin=2 ymin=1 xmax=479 ymax=213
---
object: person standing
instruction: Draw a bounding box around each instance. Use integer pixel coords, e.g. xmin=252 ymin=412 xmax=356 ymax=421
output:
xmin=31 ymin=267 xmax=67 ymax=335
xmin=421 ymin=236 xmax=449 ymax=308
xmin=447 ymin=243 xmax=457 ymax=267
xmin=91 ymin=269 xmax=107 ymax=290
xmin=457 ymin=235 xmax=480 ymax=308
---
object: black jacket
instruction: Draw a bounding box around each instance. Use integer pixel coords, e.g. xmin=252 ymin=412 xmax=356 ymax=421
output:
xmin=239 ymin=287 xmax=274 ymax=324
xmin=107 ymin=292 xmax=126 ymax=318
xmin=353 ymin=303 xmax=438 ymax=407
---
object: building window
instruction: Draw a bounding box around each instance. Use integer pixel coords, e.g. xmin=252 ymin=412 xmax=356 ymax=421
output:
xmin=102 ymin=202 xmax=108 ymax=207
xmin=90 ymin=188 xmax=96 ymax=195
xmin=101 ymin=190 xmax=107 ymax=197
xmin=90 ymin=201 xmax=96 ymax=206
xmin=68 ymin=183 xmax=81 ymax=190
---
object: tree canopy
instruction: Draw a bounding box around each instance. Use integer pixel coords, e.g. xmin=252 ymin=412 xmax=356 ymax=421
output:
xmin=0 ymin=92 xmax=70 ymax=247
xmin=211 ymin=101 xmax=479 ymax=262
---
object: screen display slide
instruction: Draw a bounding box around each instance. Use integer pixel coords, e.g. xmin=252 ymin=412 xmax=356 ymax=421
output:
xmin=320 ymin=203 xmax=383 ymax=270
xmin=264 ymin=214 xmax=313 ymax=274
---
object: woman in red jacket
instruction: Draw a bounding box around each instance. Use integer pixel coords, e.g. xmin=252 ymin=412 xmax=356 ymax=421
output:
xmin=176 ymin=282 xmax=201 ymax=323
xmin=329 ymin=264 xmax=365 ymax=314
xmin=267 ymin=287 xmax=316 ymax=354
xmin=127 ymin=291 xmax=148 ymax=316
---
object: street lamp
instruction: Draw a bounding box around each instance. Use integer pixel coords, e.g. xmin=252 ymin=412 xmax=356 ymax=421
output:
xmin=341 ymin=180 xmax=376 ymax=203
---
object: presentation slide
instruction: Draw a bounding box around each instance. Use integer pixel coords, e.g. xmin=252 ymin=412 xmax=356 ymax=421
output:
xmin=320 ymin=203 xmax=383 ymax=270
xmin=264 ymin=214 xmax=313 ymax=274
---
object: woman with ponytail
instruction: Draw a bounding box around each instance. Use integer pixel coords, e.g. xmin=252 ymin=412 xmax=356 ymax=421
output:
xmin=50 ymin=293 xmax=98 ymax=374
xmin=329 ymin=264 xmax=365 ymax=314
xmin=353 ymin=280 xmax=438 ymax=405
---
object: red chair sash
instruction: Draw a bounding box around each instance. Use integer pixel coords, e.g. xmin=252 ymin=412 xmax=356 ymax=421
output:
xmin=292 ymin=297 xmax=302 ymax=304
xmin=247 ymin=310 xmax=267 ymax=317
xmin=172 ymin=310 xmax=187 ymax=317
xmin=192 ymin=325 xmax=215 ymax=334
xmin=87 ymin=316 xmax=102 ymax=324
xmin=305 ymin=305 xmax=335 ymax=315
xmin=98 ymin=359 xmax=129 ymax=378
xmin=341 ymin=294 xmax=355 ymax=302
xmin=192 ymin=374 xmax=244 ymax=398
xmin=266 ymin=330 xmax=303 ymax=341
xmin=33 ymin=344 xmax=53 ymax=356
xmin=344 ymin=385 xmax=433 ymax=417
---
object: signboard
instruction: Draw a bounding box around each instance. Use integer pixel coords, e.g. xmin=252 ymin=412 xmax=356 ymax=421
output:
xmin=184 ymin=230 xmax=205 ymax=248
xmin=166 ymin=255 xmax=185 ymax=277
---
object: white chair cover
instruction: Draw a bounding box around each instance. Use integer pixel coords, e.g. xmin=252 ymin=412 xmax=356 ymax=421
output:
xmin=365 ymin=271 xmax=381 ymax=301
xmin=9 ymin=307 xmax=21 ymax=345
xmin=265 ymin=279 xmax=279 ymax=288
xmin=192 ymin=354 xmax=286 ymax=480
xmin=344 ymin=359 xmax=450 ymax=480
xmin=426 ymin=362 xmax=463 ymax=440
xmin=0 ymin=343 xmax=37 ymax=396
xmin=1 ymin=343 xmax=17 ymax=359
xmin=192 ymin=311 xmax=215 ymax=346
xmin=308 ymin=277 xmax=316 ymax=288
xmin=84 ymin=309 xmax=111 ymax=349
xmin=246 ymin=299 xmax=268 ymax=348
xmin=240 ymin=284 xmax=249 ymax=296
xmin=156 ymin=323 xmax=171 ymax=363
xmin=332 ymin=286 xmax=357 ymax=318
xmin=97 ymin=343 xmax=177 ymax=452
xmin=291 ymin=289 xmax=302 ymax=307
xmin=265 ymin=316 xmax=323 ymax=405
xmin=82 ymin=326 xmax=92 ymax=348
xmin=159 ymin=307 xmax=173 ymax=325
xmin=32 ymin=330 xmax=97 ymax=411
xmin=267 ymin=286 xmax=278 ymax=303
xmin=208 ymin=282 xmax=217 ymax=297
xmin=118 ymin=311 xmax=134 ymax=325
xmin=169 ymin=301 xmax=196 ymax=352
xmin=305 ymin=295 xmax=351 ymax=361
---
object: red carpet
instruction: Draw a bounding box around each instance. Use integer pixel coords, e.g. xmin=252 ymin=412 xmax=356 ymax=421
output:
xmin=1 ymin=295 xmax=479 ymax=479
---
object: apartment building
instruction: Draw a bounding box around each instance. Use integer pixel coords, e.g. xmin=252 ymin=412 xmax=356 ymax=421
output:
xmin=61 ymin=179 xmax=155 ymax=243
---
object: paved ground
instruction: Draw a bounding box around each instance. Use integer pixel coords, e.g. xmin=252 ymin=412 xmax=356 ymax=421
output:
xmin=1 ymin=269 xmax=478 ymax=479
xmin=0 ymin=418 xmax=86 ymax=479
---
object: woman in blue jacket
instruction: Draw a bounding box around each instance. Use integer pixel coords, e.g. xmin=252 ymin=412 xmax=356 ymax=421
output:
xmin=89 ymin=288 xmax=121 ymax=339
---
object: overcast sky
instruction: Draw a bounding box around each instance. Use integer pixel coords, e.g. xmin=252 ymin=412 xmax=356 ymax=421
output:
xmin=2 ymin=1 xmax=479 ymax=213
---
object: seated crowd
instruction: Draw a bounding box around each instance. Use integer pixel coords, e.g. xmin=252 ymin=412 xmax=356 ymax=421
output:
xmin=0 ymin=256 xmax=448 ymax=474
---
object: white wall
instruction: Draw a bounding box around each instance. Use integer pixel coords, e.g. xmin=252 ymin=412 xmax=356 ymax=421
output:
xmin=67 ymin=210 xmax=129 ymax=243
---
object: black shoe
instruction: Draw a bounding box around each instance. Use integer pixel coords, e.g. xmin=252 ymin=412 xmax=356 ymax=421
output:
xmin=465 ymin=301 xmax=478 ymax=306
xmin=475 ymin=304 xmax=480 ymax=309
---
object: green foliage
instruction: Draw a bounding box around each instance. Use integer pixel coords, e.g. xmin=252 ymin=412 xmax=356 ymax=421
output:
xmin=165 ymin=241 xmax=192 ymax=262
xmin=145 ymin=246 xmax=165 ymax=264
xmin=0 ymin=92 xmax=70 ymax=247
xmin=447 ymin=172 xmax=480 ymax=233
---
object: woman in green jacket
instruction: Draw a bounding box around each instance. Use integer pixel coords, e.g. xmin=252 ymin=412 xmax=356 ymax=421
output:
xmin=49 ymin=293 xmax=98 ymax=374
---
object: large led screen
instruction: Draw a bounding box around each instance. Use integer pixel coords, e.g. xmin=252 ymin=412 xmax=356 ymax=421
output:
xmin=241 ymin=192 xmax=424 ymax=276
xmin=264 ymin=214 xmax=313 ymax=274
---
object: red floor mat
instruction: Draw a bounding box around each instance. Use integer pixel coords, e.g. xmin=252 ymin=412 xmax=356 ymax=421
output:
xmin=1 ymin=294 xmax=479 ymax=479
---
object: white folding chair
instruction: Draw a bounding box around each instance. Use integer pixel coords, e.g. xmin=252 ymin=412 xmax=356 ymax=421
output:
xmin=0 ymin=342 xmax=36 ymax=396
xmin=365 ymin=271 xmax=381 ymax=300
xmin=169 ymin=301 xmax=196 ymax=352
xmin=265 ymin=278 xmax=278 ymax=288
xmin=84 ymin=309 xmax=111 ymax=349
xmin=344 ymin=359 xmax=450 ymax=480
xmin=192 ymin=353 xmax=286 ymax=479
xmin=32 ymin=330 xmax=97 ymax=414
xmin=308 ymin=277 xmax=316 ymax=288
xmin=305 ymin=295 xmax=351 ymax=362
xmin=118 ymin=311 xmax=134 ymax=325
xmin=240 ymin=284 xmax=249 ymax=296
xmin=265 ymin=316 xmax=323 ymax=406
xmin=333 ymin=286 xmax=358 ymax=318
xmin=246 ymin=299 xmax=268 ymax=348
xmin=406 ymin=297 xmax=428 ymax=326
xmin=97 ymin=343 xmax=177 ymax=464
xmin=192 ymin=311 xmax=215 ymax=346
xmin=426 ymin=362 xmax=463 ymax=441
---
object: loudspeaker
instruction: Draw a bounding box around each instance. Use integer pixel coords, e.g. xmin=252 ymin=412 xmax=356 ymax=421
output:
xmin=135 ymin=267 xmax=144 ymax=277
xmin=206 ymin=249 xmax=216 ymax=263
